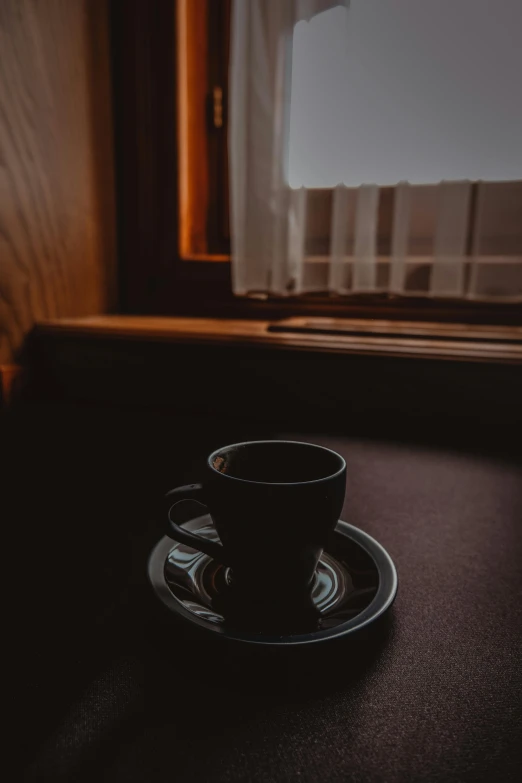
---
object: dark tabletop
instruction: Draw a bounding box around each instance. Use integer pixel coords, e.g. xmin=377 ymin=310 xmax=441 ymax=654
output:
xmin=7 ymin=401 xmax=522 ymax=782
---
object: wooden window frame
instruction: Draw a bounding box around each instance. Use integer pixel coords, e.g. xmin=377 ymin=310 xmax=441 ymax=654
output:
xmin=110 ymin=0 xmax=522 ymax=326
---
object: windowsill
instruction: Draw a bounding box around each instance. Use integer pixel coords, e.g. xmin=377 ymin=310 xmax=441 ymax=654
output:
xmin=31 ymin=314 xmax=522 ymax=444
xmin=35 ymin=315 xmax=522 ymax=364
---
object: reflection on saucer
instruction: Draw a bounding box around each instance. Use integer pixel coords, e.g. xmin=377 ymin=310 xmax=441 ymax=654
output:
xmin=149 ymin=514 xmax=396 ymax=645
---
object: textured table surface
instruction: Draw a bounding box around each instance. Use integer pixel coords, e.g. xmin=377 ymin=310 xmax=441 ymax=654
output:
xmin=8 ymin=403 xmax=522 ymax=782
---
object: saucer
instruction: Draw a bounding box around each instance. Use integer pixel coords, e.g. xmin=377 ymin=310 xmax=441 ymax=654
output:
xmin=148 ymin=514 xmax=397 ymax=646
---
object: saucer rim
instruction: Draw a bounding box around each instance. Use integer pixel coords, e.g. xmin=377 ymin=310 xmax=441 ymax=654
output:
xmin=148 ymin=516 xmax=398 ymax=646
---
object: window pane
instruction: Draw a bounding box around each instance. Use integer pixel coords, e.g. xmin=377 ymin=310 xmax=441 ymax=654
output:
xmin=288 ymin=0 xmax=522 ymax=187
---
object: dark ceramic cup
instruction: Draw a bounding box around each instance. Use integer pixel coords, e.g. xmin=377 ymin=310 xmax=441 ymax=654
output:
xmin=165 ymin=440 xmax=346 ymax=611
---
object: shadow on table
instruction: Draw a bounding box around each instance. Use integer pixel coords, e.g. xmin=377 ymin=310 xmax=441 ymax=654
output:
xmin=25 ymin=591 xmax=395 ymax=782
xmin=147 ymin=604 xmax=396 ymax=713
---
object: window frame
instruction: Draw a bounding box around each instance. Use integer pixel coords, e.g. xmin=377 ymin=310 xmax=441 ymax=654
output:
xmin=111 ymin=0 xmax=522 ymax=326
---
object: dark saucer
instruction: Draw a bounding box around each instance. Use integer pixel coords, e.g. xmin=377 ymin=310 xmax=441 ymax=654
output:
xmin=148 ymin=515 xmax=397 ymax=646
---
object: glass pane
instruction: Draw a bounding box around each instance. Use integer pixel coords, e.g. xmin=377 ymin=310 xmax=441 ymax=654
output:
xmin=288 ymin=0 xmax=522 ymax=187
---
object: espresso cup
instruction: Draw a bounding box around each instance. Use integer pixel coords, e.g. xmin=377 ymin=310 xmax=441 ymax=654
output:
xmin=165 ymin=440 xmax=346 ymax=609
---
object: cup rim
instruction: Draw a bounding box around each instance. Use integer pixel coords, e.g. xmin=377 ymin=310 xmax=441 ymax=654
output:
xmin=207 ymin=440 xmax=346 ymax=486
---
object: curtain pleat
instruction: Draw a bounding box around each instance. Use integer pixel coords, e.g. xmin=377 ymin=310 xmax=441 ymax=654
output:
xmin=286 ymin=186 xmax=308 ymax=294
xmin=389 ymin=182 xmax=411 ymax=295
xmin=469 ymin=181 xmax=522 ymax=301
xmin=352 ymin=185 xmax=379 ymax=293
xmin=430 ymin=181 xmax=471 ymax=298
xmin=328 ymin=184 xmax=351 ymax=293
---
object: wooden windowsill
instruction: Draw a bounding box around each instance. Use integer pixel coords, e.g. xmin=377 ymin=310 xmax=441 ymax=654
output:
xmin=35 ymin=315 xmax=522 ymax=364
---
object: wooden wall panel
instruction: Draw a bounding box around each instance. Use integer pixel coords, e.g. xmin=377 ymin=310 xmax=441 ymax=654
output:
xmin=0 ymin=0 xmax=115 ymax=363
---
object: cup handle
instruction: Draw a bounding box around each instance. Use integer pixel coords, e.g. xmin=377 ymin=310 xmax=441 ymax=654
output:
xmin=165 ymin=484 xmax=227 ymax=564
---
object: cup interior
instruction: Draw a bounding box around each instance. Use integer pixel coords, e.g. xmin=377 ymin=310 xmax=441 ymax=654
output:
xmin=210 ymin=441 xmax=344 ymax=484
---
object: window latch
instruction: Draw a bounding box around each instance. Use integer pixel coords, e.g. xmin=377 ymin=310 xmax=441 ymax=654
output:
xmin=210 ymin=86 xmax=224 ymax=129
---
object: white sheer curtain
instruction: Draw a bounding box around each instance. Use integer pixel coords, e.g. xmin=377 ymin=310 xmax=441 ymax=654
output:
xmin=229 ymin=0 xmax=522 ymax=301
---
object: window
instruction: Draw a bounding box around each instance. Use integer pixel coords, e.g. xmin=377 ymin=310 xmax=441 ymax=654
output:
xmin=114 ymin=0 xmax=522 ymax=324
